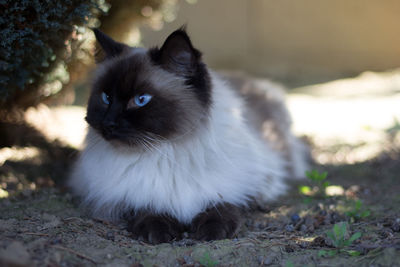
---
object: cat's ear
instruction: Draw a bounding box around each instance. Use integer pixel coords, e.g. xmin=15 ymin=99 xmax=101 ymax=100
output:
xmin=156 ymin=28 xmax=201 ymax=75
xmin=93 ymin=28 xmax=127 ymax=58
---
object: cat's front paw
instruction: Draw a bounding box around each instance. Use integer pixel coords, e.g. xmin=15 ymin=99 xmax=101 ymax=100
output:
xmin=191 ymin=203 xmax=241 ymax=241
xmin=127 ymin=215 xmax=182 ymax=244
xmin=192 ymin=220 xmax=235 ymax=241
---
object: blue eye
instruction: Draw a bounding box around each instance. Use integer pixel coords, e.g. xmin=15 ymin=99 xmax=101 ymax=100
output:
xmin=134 ymin=94 xmax=152 ymax=107
xmin=102 ymin=92 xmax=110 ymax=105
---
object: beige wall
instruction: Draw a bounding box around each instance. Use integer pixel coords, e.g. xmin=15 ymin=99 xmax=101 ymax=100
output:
xmin=140 ymin=0 xmax=400 ymax=86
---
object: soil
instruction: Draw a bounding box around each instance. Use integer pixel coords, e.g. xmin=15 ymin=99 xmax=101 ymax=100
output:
xmin=1 ymin=71 xmax=400 ymax=266
xmin=1 ymin=124 xmax=399 ymax=267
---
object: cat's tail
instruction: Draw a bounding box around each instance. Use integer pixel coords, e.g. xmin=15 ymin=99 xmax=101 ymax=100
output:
xmin=220 ymin=71 xmax=310 ymax=179
xmin=287 ymin=133 xmax=310 ymax=179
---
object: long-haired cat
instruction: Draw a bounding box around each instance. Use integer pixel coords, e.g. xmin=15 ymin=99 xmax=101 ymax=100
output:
xmin=69 ymin=28 xmax=308 ymax=244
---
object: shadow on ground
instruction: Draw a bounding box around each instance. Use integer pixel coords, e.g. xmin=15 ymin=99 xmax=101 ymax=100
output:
xmin=0 ymin=125 xmax=399 ymax=266
xmin=0 ymin=121 xmax=77 ymax=193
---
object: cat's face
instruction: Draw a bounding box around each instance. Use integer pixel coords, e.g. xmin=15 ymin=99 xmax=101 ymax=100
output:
xmin=86 ymin=29 xmax=211 ymax=147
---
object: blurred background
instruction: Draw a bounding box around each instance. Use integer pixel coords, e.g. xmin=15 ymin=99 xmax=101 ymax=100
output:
xmin=140 ymin=0 xmax=400 ymax=86
xmin=1 ymin=0 xmax=400 ymax=197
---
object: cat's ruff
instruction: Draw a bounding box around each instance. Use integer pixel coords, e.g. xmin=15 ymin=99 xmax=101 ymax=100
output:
xmin=70 ymin=72 xmax=288 ymax=224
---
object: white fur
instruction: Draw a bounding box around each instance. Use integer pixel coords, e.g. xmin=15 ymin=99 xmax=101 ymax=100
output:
xmin=69 ymin=73 xmax=290 ymax=224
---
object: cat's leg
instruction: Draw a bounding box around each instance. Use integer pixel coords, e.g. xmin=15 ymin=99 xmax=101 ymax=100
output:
xmin=190 ymin=203 xmax=242 ymax=241
xmin=126 ymin=212 xmax=184 ymax=244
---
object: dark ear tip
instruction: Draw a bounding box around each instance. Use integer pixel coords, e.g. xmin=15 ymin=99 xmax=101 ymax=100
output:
xmin=169 ymin=26 xmax=190 ymax=39
xmin=91 ymin=28 xmax=126 ymax=58
xmin=163 ymin=26 xmax=194 ymax=50
xmin=178 ymin=24 xmax=187 ymax=32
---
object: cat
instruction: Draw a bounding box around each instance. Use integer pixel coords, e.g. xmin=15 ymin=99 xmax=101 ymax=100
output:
xmin=69 ymin=27 xmax=308 ymax=244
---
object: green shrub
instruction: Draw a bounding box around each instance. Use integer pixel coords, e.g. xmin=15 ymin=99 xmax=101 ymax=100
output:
xmin=0 ymin=0 xmax=108 ymax=109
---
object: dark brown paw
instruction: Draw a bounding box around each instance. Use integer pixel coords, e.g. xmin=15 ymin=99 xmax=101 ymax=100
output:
xmin=193 ymin=220 xmax=235 ymax=241
xmin=191 ymin=203 xmax=241 ymax=241
xmin=127 ymin=215 xmax=182 ymax=244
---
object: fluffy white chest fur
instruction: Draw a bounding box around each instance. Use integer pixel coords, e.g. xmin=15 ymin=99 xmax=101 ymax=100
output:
xmin=69 ymin=74 xmax=289 ymax=224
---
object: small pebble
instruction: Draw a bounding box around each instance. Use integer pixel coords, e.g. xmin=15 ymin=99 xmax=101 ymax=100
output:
xmin=50 ymin=237 xmax=62 ymax=245
xmin=330 ymin=212 xmax=340 ymax=223
xmin=257 ymin=256 xmax=264 ymax=265
xmin=391 ymin=221 xmax=400 ymax=232
xmin=0 ymin=241 xmax=31 ymax=266
xmin=290 ymin=214 xmax=301 ymax=224
xmin=183 ymin=255 xmax=194 ymax=265
xmin=106 ymin=231 xmax=115 ymax=241
xmin=21 ymin=189 xmax=32 ymax=198
xmin=284 ymin=245 xmax=295 ymax=253
xmin=285 ymin=224 xmax=294 ymax=232
xmin=304 ymin=216 xmax=314 ymax=227
xmin=263 ymin=256 xmax=274 ymax=265
xmin=258 ymin=255 xmax=275 ymax=265
xmin=324 ymin=213 xmax=332 ymax=225
xmin=299 ymin=242 xmax=308 ymax=248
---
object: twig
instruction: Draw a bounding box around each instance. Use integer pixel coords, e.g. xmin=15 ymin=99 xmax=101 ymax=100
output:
xmin=355 ymin=248 xmax=383 ymax=262
xmin=62 ymin=217 xmax=83 ymax=222
xmin=24 ymin=232 xmax=49 ymax=237
xmin=356 ymin=243 xmax=400 ymax=251
xmin=138 ymin=240 xmax=154 ymax=247
xmin=51 ymin=245 xmax=97 ymax=264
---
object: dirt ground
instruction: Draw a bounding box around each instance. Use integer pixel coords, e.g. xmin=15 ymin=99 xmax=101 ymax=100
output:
xmin=1 ymin=71 xmax=400 ymax=266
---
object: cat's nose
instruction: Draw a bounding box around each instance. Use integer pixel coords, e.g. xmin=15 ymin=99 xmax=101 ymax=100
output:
xmin=102 ymin=121 xmax=117 ymax=139
xmin=103 ymin=120 xmax=117 ymax=131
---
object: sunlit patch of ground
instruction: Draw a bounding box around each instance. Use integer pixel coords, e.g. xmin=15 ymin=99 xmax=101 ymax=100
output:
xmin=287 ymin=69 xmax=400 ymax=164
xmin=24 ymin=104 xmax=87 ymax=149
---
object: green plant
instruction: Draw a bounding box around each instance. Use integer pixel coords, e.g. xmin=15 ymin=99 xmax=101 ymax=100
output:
xmin=345 ymin=199 xmax=371 ymax=223
xmin=299 ymin=170 xmax=329 ymax=198
xmin=0 ymin=0 xmax=108 ymax=109
xmin=306 ymin=169 xmax=329 ymax=189
xmin=198 ymin=252 xmax=218 ymax=267
xmin=319 ymin=222 xmax=362 ymax=257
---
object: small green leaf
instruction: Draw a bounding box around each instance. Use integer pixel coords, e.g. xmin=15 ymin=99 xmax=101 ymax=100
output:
xmin=327 ymin=250 xmax=337 ymax=257
xmin=198 ymin=252 xmax=218 ymax=267
xmin=326 ymin=231 xmax=335 ymax=242
xmin=361 ymin=210 xmax=370 ymax=218
xmin=318 ymin=249 xmax=337 ymax=257
xmin=355 ymin=200 xmax=362 ymax=210
xmin=343 ymin=240 xmax=351 ymax=247
xmin=333 ymin=223 xmax=342 ymax=237
xmin=318 ymin=250 xmax=327 ymax=257
xmin=303 ymin=197 xmax=312 ymax=204
xmin=299 ymin=185 xmax=311 ymax=195
xmin=349 ymin=232 xmax=362 ymax=243
xmin=347 ymin=250 xmax=361 ymax=256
